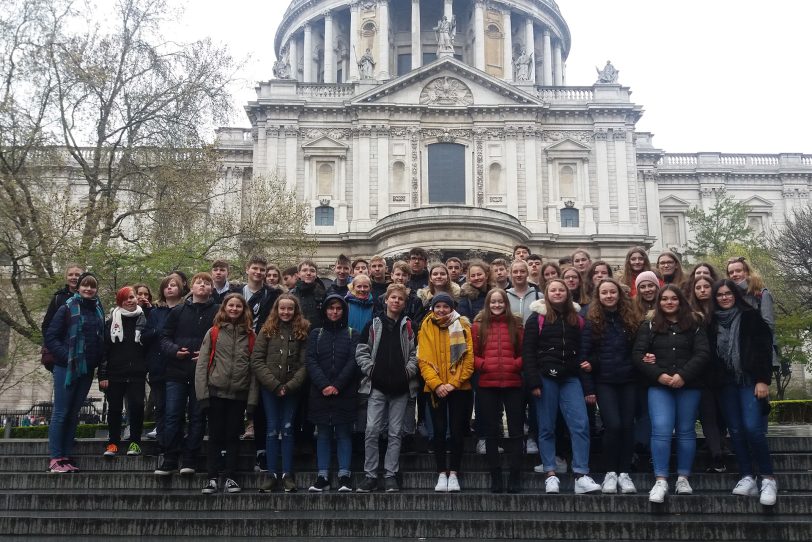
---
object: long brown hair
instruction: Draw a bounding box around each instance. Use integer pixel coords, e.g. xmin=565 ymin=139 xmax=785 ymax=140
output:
xmin=261 ymin=293 xmax=310 ymax=341
xmin=474 ymin=288 xmax=522 ymax=356
xmin=213 ymin=293 xmax=253 ymax=330
xmin=539 ymin=262 xmax=561 ymax=291
xmin=543 ymin=279 xmax=580 ymax=327
xmin=657 ymin=251 xmax=686 ymax=288
xmin=651 ymin=285 xmax=697 ymax=333
xmin=687 ymin=276 xmax=714 ymax=323
xmin=621 ymin=246 xmax=651 ymax=290
xmin=586 ymin=278 xmax=641 ymax=337
xmin=561 ymin=266 xmax=589 ymax=305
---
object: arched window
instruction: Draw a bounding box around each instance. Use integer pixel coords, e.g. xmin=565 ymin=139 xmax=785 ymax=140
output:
xmin=560 ymin=207 xmax=579 ymax=227
xmin=315 ymin=206 xmax=334 ymax=226
xmin=317 ymin=163 xmax=334 ymax=196
xmin=662 ymin=216 xmax=679 ymax=246
xmin=488 ymin=163 xmax=503 ymax=193
xmin=559 ymin=165 xmax=575 ymax=198
xmin=391 ymin=161 xmax=406 ymax=193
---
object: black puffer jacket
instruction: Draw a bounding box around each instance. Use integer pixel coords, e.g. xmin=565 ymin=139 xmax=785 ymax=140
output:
xmin=142 ymin=305 xmax=172 ymax=381
xmin=580 ymin=311 xmax=636 ymax=386
xmin=458 ymin=283 xmax=487 ymax=321
xmin=42 ymin=286 xmax=73 ymax=335
xmin=99 ymin=316 xmax=147 ymax=381
xmin=708 ymin=308 xmax=773 ymax=386
xmin=160 ymin=298 xmax=219 ymax=383
xmin=306 ymin=294 xmax=359 ymax=425
xmin=290 ymin=279 xmax=326 ymax=330
xmin=632 ymin=320 xmax=710 ymax=388
xmin=45 ymin=298 xmax=104 ymax=370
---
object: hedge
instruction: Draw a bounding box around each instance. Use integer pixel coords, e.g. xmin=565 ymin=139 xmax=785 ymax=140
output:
xmin=9 ymin=422 xmax=155 ymax=439
xmin=768 ymin=400 xmax=812 ymax=424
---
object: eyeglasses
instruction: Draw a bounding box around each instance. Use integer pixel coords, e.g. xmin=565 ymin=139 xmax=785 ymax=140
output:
xmin=716 ymin=292 xmax=734 ymax=299
xmin=658 ymin=260 xmax=675 ymax=266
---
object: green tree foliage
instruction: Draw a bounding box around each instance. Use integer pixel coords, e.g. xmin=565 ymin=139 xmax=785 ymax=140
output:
xmin=685 ymin=191 xmax=759 ymax=260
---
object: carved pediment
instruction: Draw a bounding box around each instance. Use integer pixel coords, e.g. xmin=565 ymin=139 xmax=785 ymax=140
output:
xmin=351 ymin=57 xmax=542 ymax=108
xmin=659 ymin=195 xmax=691 ymax=210
xmin=742 ymin=195 xmax=774 ymax=209
xmin=302 ymin=135 xmax=348 ymax=158
xmin=545 ymin=138 xmax=592 ymax=153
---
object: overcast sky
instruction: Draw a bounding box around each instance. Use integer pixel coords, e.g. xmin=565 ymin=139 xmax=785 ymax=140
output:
xmin=174 ymin=0 xmax=811 ymax=154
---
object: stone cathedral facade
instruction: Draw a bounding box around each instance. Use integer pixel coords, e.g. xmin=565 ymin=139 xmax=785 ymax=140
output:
xmin=216 ymin=0 xmax=812 ymax=266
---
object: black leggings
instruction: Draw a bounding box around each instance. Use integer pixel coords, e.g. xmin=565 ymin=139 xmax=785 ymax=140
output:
xmin=106 ymin=379 xmax=145 ymax=446
xmin=206 ymin=397 xmax=247 ymax=479
xmin=596 ymin=381 xmax=637 ymax=473
xmin=429 ymin=390 xmax=473 ymax=473
xmin=478 ymin=387 xmax=524 ymax=470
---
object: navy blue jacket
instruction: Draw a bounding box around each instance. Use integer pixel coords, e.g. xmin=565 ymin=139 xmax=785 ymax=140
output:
xmin=45 ymin=299 xmax=104 ymax=371
xmin=306 ymin=294 xmax=360 ymax=425
xmin=458 ymin=283 xmax=487 ymax=321
xmin=142 ymin=305 xmax=172 ymax=381
xmin=580 ymin=311 xmax=637 ymax=388
xmin=160 ymin=298 xmax=219 ymax=383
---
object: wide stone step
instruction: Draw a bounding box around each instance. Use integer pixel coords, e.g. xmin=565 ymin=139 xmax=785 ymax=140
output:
xmin=0 ymin=511 xmax=809 ymax=540
xmin=2 ymin=471 xmax=810 ymax=492
xmin=2 ymin=490 xmax=810 ymax=515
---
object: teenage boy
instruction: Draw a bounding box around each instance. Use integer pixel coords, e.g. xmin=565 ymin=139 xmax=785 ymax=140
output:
xmin=211 ymin=259 xmax=237 ymax=303
xmin=406 ymin=247 xmax=429 ymax=291
xmin=446 ymin=257 xmax=465 ymax=286
xmin=369 ymin=255 xmax=390 ymax=299
xmin=513 ymin=245 xmax=531 ymax=262
xmin=355 ymin=284 xmax=418 ymax=492
xmin=290 ymin=260 xmax=326 ymax=330
xmin=327 ymin=254 xmax=352 ymax=298
xmin=491 ymin=258 xmax=511 ymax=290
xmin=282 ymin=266 xmax=299 ymax=291
xmin=527 ymin=254 xmax=543 ymax=288
xmin=352 ymin=258 xmax=369 ymax=276
xmin=157 ymin=272 xmax=219 ymax=475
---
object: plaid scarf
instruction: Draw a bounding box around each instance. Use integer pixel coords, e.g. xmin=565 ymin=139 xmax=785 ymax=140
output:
xmin=431 ymin=310 xmax=468 ymax=368
xmin=66 ymin=294 xmax=104 ymax=387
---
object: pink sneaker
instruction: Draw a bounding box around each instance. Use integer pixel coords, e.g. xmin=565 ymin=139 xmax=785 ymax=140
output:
xmin=48 ymin=458 xmax=71 ymax=473
xmin=60 ymin=458 xmax=79 ymax=472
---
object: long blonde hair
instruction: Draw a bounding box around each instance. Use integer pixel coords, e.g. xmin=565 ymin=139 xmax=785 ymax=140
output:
xmin=261 ymin=293 xmax=310 ymax=341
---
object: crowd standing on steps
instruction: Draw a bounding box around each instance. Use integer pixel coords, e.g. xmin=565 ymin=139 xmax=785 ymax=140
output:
xmin=41 ymin=246 xmax=781 ymax=506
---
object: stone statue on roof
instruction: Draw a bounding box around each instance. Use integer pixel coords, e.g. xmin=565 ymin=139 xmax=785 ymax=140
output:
xmin=596 ymin=60 xmax=619 ymax=84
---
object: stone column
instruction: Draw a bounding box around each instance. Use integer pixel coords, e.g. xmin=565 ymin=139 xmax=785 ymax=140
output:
xmin=473 ymin=1 xmax=486 ymax=71
xmin=377 ymin=0 xmax=390 ymax=80
xmin=285 ymin=127 xmax=298 ymax=192
xmin=323 ymin=12 xmax=336 ymax=84
xmin=525 ymin=130 xmax=539 ymax=223
xmin=377 ymin=129 xmax=390 ymax=219
xmin=502 ymin=10 xmax=513 ymax=82
xmin=524 ymin=18 xmax=535 ymax=83
xmin=643 ymin=171 xmax=661 ymax=248
xmin=594 ymin=129 xmax=611 ymax=230
xmin=553 ymin=40 xmax=563 ymax=86
xmin=542 ymin=29 xmax=553 ymax=85
xmin=356 ymin=129 xmax=371 ymax=223
xmin=349 ymin=4 xmax=360 ymax=80
xmin=411 ymin=0 xmax=421 ymax=70
xmin=546 ymin=157 xmax=559 ymax=234
xmin=613 ymin=129 xmax=631 ymax=223
xmin=288 ymin=37 xmax=299 ymax=81
xmin=505 ymin=129 xmax=518 ymax=216
xmin=303 ymin=23 xmax=313 ymax=82
xmin=444 ymin=0 xmax=453 ymax=20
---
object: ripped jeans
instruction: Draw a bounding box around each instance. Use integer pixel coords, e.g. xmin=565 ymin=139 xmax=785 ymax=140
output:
xmin=261 ymin=388 xmax=300 ymax=475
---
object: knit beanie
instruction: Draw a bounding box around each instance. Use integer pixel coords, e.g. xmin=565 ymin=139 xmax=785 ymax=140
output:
xmin=635 ymin=271 xmax=660 ymax=289
xmin=430 ymin=292 xmax=455 ymax=310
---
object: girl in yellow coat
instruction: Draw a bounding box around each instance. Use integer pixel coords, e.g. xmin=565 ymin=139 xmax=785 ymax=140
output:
xmin=417 ymin=293 xmax=474 ymax=493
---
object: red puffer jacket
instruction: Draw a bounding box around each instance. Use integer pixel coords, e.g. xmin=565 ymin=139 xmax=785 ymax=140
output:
xmin=472 ymin=315 xmax=523 ymax=388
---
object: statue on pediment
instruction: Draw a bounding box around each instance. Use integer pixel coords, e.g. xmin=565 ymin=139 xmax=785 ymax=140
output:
xmin=514 ymin=49 xmax=533 ymax=81
xmin=358 ymin=48 xmax=375 ymax=79
xmin=272 ymin=46 xmax=292 ymax=79
xmin=595 ymin=60 xmax=619 ymax=84
xmin=434 ymin=15 xmax=456 ymax=57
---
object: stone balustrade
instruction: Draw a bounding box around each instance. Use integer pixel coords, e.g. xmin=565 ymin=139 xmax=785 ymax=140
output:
xmin=537 ymin=86 xmax=593 ymax=103
xmin=660 ymin=152 xmax=812 ymax=171
xmin=295 ymin=83 xmax=356 ymax=99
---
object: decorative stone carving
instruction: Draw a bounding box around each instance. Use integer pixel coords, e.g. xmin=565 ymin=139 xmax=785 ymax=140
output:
xmin=513 ymin=48 xmax=533 ymax=81
xmin=232 ymin=166 xmax=243 ymax=179
xmin=301 ymin=128 xmax=352 ymax=140
xmin=612 ymin=129 xmax=627 ymax=140
xmin=272 ymin=46 xmax=292 ymax=79
xmin=595 ymin=60 xmax=619 ymax=84
xmin=543 ymin=130 xmax=592 ymax=143
xmin=422 ymin=128 xmax=472 ymax=141
xmin=700 ymin=186 xmax=725 ymax=197
xmin=419 ymin=77 xmax=474 ymax=106
xmin=358 ymin=48 xmax=375 ymax=79
xmin=250 ymin=128 xmax=259 ymax=141
xmin=475 ymin=137 xmax=485 ymax=207
xmin=433 ymin=15 xmax=456 ymax=57
xmin=592 ymin=129 xmax=608 ymax=141
xmin=410 ymin=128 xmax=420 ymax=206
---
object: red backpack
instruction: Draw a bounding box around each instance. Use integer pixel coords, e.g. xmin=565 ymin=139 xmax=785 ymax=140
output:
xmin=207 ymin=326 xmax=256 ymax=374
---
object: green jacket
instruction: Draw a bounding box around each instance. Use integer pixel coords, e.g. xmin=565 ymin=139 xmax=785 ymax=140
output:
xmin=249 ymin=322 xmax=307 ymax=407
xmin=195 ymin=323 xmax=253 ymax=404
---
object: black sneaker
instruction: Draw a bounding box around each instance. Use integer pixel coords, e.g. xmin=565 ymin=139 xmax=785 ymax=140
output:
xmin=338 ymin=475 xmax=353 ymax=492
xmin=356 ymin=476 xmax=378 ymax=493
xmin=202 ymin=478 xmax=218 ymax=494
xmin=259 ymin=474 xmax=278 ymax=493
xmin=708 ymin=455 xmax=727 ymax=473
xmin=154 ymin=459 xmax=177 ymax=476
xmin=224 ymin=478 xmax=241 ymax=493
xmin=255 ymin=450 xmax=268 ymax=473
xmin=308 ymin=476 xmax=330 ymax=492
xmin=384 ymin=476 xmax=400 ymax=493
xmin=282 ymin=473 xmax=297 ymax=493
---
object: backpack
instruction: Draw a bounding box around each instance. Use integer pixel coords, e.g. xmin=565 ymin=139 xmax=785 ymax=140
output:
xmin=207 ymin=325 xmax=256 ymax=374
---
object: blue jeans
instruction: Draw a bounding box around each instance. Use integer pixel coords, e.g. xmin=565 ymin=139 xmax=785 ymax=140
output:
xmin=315 ymin=422 xmax=352 ymax=478
xmin=719 ymin=383 xmax=774 ymax=476
xmin=648 ymin=386 xmax=701 ymax=477
xmin=261 ymin=389 xmax=300 ymax=475
xmin=535 ymin=376 xmax=591 ymax=474
xmin=48 ymin=365 xmax=94 ymax=459
xmin=162 ymin=380 xmax=204 ymax=465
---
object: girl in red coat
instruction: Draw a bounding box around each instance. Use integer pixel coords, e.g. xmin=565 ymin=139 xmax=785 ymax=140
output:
xmin=472 ymin=288 xmax=524 ymax=493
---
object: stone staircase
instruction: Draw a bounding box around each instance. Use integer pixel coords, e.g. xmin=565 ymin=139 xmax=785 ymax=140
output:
xmin=0 ymin=428 xmax=811 ymax=540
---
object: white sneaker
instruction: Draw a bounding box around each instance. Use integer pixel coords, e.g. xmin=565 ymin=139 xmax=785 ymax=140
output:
xmin=601 ymin=472 xmax=618 ymax=494
xmin=476 ymin=439 xmax=486 ymax=455
xmin=545 ymin=475 xmax=560 ymax=494
xmin=145 ymin=428 xmax=158 ymax=440
xmin=574 ymin=475 xmax=601 ymax=494
xmin=732 ymin=475 xmax=758 ymax=496
xmin=447 ymin=473 xmax=460 ymax=492
xmin=759 ymin=478 xmax=777 ymax=506
xmin=618 ymin=473 xmax=637 ymax=494
xmin=649 ymin=479 xmax=668 ymax=503
xmin=526 ymin=438 xmax=539 ymax=455
xmin=555 ymin=455 xmax=568 ymax=473
xmin=434 ymin=473 xmax=448 ymax=492
xmin=533 ymin=464 xmax=545 ymax=473
xmin=675 ymin=476 xmax=693 ymax=495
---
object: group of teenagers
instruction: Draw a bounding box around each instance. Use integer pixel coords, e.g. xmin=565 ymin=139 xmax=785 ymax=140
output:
xmin=41 ymin=244 xmax=779 ymax=505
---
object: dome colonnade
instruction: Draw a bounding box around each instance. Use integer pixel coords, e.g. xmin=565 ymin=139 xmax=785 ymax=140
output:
xmin=274 ymin=0 xmax=570 ymax=85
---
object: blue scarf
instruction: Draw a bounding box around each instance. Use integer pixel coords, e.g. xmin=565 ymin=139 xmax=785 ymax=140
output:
xmin=65 ymin=294 xmax=104 ymax=387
